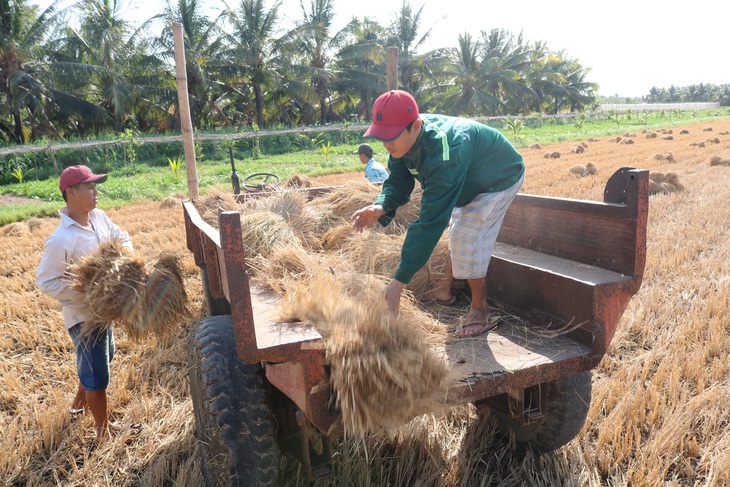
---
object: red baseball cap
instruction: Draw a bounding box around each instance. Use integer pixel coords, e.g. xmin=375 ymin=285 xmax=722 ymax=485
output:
xmin=364 ymin=90 xmax=420 ymax=142
xmin=59 ymin=165 xmax=107 ymax=192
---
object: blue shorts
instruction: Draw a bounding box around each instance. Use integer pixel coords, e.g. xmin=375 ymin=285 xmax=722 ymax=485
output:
xmin=68 ymin=323 xmax=115 ymax=391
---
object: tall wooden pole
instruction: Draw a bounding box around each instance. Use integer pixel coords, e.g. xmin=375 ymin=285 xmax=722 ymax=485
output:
xmin=172 ymin=22 xmax=199 ymax=199
xmin=387 ymin=47 xmax=399 ymax=91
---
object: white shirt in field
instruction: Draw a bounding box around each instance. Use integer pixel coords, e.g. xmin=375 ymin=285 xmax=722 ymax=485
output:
xmin=36 ymin=207 xmax=133 ymax=329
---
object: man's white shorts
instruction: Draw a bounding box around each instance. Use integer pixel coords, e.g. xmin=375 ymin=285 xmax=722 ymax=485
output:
xmin=448 ymin=174 xmax=524 ymax=280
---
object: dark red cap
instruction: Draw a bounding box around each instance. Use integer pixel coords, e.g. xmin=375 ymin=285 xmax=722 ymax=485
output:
xmin=59 ymin=165 xmax=107 ymax=192
xmin=364 ymin=90 xmax=420 ymax=141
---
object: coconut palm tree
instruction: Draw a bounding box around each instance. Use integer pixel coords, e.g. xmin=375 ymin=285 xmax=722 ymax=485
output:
xmin=430 ymin=28 xmax=534 ymax=117
xmin=385 ymin=1 xmax=436 ymax=95
xmin=221 ymin=0 xmax=289 ymax=128
xmin=157 ymin=0 xmax=228 ymax=129
xmin=46 ymin=0 xmax=162 ymax=133
xmin=332 ymin=17 xmax=388 ymax=120
xmin=0 ymin=0 xmax=66 ymax=143
xmin=295 ymin=0 xmax=339 ymax=125
xmin=430 ymin=32 xmax=485 ymax=116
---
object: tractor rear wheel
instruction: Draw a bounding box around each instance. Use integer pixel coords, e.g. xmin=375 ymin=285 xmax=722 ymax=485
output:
xmin=479 ymin=372 xmax=592 ymax=452
xmin=187 ymin=315 xmax=280 ymax=486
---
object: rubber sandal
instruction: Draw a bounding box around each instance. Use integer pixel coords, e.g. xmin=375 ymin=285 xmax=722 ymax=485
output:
xmin=454 ymin=315 xmax=501 ymax=338
xmin=69 ymin=407 xmax=85 ymax=415
xmin=119 ymin=422 xmax=145 ymax=435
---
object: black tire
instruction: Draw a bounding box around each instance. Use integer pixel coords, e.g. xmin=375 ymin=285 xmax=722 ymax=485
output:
xmin=482 ymin=372 xmax=592 ymax=452
xmin=187 ymin=315 xmax=280 ymax=486
xmin=200 ymin=269 xmax=231 ymax=316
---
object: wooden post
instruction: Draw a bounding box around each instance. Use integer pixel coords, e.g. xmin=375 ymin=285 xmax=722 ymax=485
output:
xmin=172 ymin=22 xmax=199 ymax=199
xmin=387 ymin=47 xmax=399 ymax=91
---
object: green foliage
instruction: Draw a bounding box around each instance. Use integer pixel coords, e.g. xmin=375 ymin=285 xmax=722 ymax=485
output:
xmin=11 ymin=166 xmax=27 ymax=184
xmin=300 ymin=132 xmax=326 ymax=151
xmin=2 ymin=109 xmax=729 ymax=226
xmin=503 ymin=117 xmax=525 ymax=140
xmin=120 ymin=129 xmax=139 ymax=170
xmin=168 ymin=156 xmax=184 ymax=181
xmin=608 ymin=110 xmax=621 ymax=128
xmin=320 ymin=140 xmax=333 ymax=160
xmin=194 ymin=143 xmax=205 ymax=162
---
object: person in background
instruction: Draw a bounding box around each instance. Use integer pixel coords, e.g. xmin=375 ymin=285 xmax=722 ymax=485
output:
xmin=36 ymin=165 xmax=143 ymax=440
xmin=353 ymin=142 xmax=389 ymax=183
xmin=351 ymin=90 xmax=525 ymax=337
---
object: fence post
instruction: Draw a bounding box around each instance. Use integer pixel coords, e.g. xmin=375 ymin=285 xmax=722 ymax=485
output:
xmin=172 ymin=22 xmax=199 ymax=200
xmin=387 ymin=47 xmax=399 ymax=91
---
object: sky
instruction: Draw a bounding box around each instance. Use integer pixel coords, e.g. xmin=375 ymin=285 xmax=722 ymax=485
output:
xmin=35 ymin=0 xmax=726 ymax=98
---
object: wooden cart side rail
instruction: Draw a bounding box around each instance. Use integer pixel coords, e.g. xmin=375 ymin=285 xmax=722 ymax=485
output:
xmin=183 ymin=200 xmax=227 ymax=300
xmin=216 ymin=209 xmax=326 ymax=364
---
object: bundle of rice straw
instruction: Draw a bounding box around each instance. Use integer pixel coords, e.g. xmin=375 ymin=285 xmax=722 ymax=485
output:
xmin=309 ymin=179 xmax=423 ymax=235
xmin=321 ymin=223 xmax=358 ymax=251
xmin=134 ymin=252 xmax=188 ymax=340
xmin=282 ymin=272 xmax=453 ymax=436
xmin=243 ymin=189 xmax=324 ymax=249
xmin=68 ymin=241 xmax=147 ymax=324
xmin=193 ymin=187 xmax=240 ymax=227
xmin=249 ymin=242 xmax=328 ymax=294
xmin=648 ymin=172 xmax=684 ymax=195
xmin=283 ymin=173 xmax=313 ymax=188
xmin=67 ymin=241 xmax=188 ymax=340
xmin=239 ymin=211 xmax=300 ymax=258
xmin=337 ymin=230 xmax=450 ymax=299
xmin=310 ymin=179 xmax=381 ymax=219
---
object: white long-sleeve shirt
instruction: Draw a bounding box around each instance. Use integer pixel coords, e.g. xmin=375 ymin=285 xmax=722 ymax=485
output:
xmin=36 ymin=208 xmax=133 ymax=329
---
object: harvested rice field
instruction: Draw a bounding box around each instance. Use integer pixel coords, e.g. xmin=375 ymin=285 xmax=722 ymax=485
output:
xmin=1 ymin=118 xmax=730 ymax=486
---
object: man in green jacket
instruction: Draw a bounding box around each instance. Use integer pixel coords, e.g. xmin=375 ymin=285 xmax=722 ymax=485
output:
xmin=351 ymin=90 xmax=524 ymax=337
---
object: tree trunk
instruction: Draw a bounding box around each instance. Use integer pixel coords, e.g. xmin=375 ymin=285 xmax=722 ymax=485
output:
xmin=254 ymin=84 xmax=266 ymax=129
xmin=12 ymin=108 xmax=24 ymax=144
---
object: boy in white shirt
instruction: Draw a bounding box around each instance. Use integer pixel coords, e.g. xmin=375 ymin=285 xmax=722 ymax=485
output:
xmin=36 ymin=165 xmax=142 ymax=440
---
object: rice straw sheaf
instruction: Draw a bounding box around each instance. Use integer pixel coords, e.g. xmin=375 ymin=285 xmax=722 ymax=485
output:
xmin=239 ymin=210 xmax=300 ymax=258
xmin=648 ymin=172 xmax=685 ymax=195
xmin=309 ymin=179 xmax=423 ymax=235
xmin=282 ymin=272 xmax=453 ymax=436
xmin=249 ymin=242 xmax=328 ymax=293
xmin=68 ymin=241 xmax=147 ymax=328
xmin=337 ymin=230 xmax=450 ymax=299
xmin=321 ymin=223 xmax=358 ymax=251
xmin=131 ymin=252 xmax=189 ymax=340
xmin=193 ymin=187 xmax=240 ymax=227
xmin=243 ymin=189 xmax=326 ymax=249
xmin=0 ymin=222 xmax=29 ymax=237
xmin=283 ymin=173 xmax=313 ymax=188
xmin=242 ymin=188 xmax=308 ymax=221
xmin=310 ymin=179 xmax=382 ymax=219
xmin=67 ymin=241 xmax=188 ymax=340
